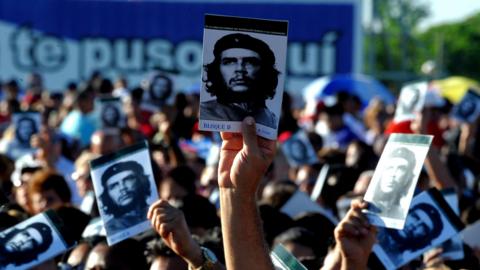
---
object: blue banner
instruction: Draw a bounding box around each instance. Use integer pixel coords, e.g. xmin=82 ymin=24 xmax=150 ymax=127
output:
xmin=0 ymin=0 xmax=361 ymax=93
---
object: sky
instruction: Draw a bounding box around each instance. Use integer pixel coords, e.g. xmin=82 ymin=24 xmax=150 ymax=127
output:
xmin=419 ymin=0 xmax=480 ymax=30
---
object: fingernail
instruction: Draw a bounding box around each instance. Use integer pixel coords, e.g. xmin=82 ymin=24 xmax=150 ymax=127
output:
xmin=245 ymin=117 xmax=254 ymax=126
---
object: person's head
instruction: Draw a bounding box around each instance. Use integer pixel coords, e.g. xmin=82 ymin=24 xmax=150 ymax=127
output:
xmin=104 ymin=238 xmax=148 ymax=270
xmin=73 ymin=152 xmax=99 ymax=198
xmin=90 ymin=129 xmax=123 ymax=156
xmin=99 ymin=161 xmax=150 ymax=217
xmin=390 ymin=203 xmax=442 ymax=251
xmin=378 ymin=146 xmax=416 ymax=195
xmin=160 ymin=165 xmax=196 ymax=203
xmin=28 ymin=170 xmax=71 ymax=214
xmin=273 ymin=227 xmax=322 ymax=261
xmin=1 ymin=222 xmax=53 ymax=266
xmin=101 ymin=104 xmax=120 ymax=127
xmin=15 ymin=116 xmax=38 ymax=145
xmin=148 ymin=238 xmax=188 ymax=270
xmin=204 ymin=33 xmax=279 ymax=105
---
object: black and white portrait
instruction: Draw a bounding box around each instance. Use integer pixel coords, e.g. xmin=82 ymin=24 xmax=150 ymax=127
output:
xmin=281 ymin=130 xmax=318 ymax=168
xmin=90 ymin=141 xmax=158 ymax=245
xmin=394 ymin=82 xmax=427 ymax=122
xmin=0 ymin=212 xmax=68 ymax=270
xmin=373 ymin=189 xmax=465 ymax=270
xmin=13 ymin=113 xmax=40 ymax=146
xmin=147 ymin=72 xmax=173 ymax=104
xmin=364 ymin=133 xmax=433 ymax=229
xmin=199 ymin=14 xmax=288 ymax=140
xmin=452 ymin=89 xmax=480 ymax=123
xmin=98 ymin=98 xmax=125 ymax=128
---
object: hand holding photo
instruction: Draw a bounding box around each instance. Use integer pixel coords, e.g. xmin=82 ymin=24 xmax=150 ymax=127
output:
xmin=89 ymin=141 xmax=159 ymax=245
xmin=199 ymin=14 xmax=288 ymax=140
xmin=363 ymin=133 xmax=433 ymax=229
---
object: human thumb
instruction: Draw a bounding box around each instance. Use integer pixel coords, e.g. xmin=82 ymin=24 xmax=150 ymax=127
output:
xmin=242 ymin=116 xmax=258 ymax=153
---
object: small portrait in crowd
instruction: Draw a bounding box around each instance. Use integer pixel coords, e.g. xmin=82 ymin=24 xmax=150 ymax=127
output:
xmin=451 ymin=89 xmax=480 ymax=123
xmin=393 ymin=82 xmax=427 ymax=122
xmin=281 ymin=129 xmax=319 ymax=168
xmin=373 ymin=189 xmax=465 ymax=269
xmin=90 ymin=141 xmax=158 ymax=245
xmin=13 ymin=112 xmax=41 ymax=146
xmin=363 ymin=133 xmax=433 ymax=229
xmin=97 ymin=97 xmax=125 ymax=128
xmin=199 ymin=14 xmax=288 ymax=140
xmin=0 ymin=211 xmax=68 ymax=270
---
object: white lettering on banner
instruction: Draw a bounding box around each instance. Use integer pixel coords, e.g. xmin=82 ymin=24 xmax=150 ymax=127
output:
xmin=3 ymin=24 xmax=340 ymax=90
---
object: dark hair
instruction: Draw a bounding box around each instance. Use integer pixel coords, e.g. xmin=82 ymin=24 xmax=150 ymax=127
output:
xmin=390 ymin=203 xmax=442 ymax=251
xmin=29 ymin=170 xmax=71 ymax=204
xmin=99 ymin=161 xmax=151 ymax=217
xmin=203 ymin=33 xmax=279 ymax=105
xmin=166 ymin=165 xmax=197 ymax=195
xmin=0 ymin=222 xmax=53 ymax=266
xmin=15 ymin=116 xmax=38 ymax=144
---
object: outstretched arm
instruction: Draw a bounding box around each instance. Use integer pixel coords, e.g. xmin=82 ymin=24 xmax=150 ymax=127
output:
xmin=219 ymin=117 xmax=276 ymax=270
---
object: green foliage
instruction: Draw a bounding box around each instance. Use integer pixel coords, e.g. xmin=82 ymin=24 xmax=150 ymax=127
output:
xmin=417 ymin=13 xmax=480 ymax=80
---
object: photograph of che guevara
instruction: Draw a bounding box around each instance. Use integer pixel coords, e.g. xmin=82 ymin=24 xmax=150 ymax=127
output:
xmin=363 ymin=133 xmax=433 ymax=230
xmin=373 ymin=189 xmax=465 ymax=269
xmin=0 ymin=212 xmax=68 ymax=270
xmin=199 ymin=14 xmax=288 ymax=140
xmin=98 ymin=97 xmax=125 ymax=128
xmin=451 ymin=89 xmax=480 ymax=123
xmin=89 ymin=141 xmax=158 ymax=245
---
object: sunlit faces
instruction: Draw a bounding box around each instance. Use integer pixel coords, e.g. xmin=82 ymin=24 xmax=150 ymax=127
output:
xmin=379 ymin=157 xmax=409 ymax=194
xmin=106 ymin=170 xmax=137 ymax=207
xmin=5 ymin=228 xmax=42 ymax=252
xmin=220 ymin=48 xmax=261 ymax=92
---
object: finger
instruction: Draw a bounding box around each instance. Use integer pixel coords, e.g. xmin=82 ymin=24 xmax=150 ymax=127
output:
xmin=147 ymin=199 xmax=170 ymax=219
xmin=242 ymin=117 xmax=258 ymax=154
xmin=336 ymin=222 xmax=360 ymax=237
xmin=221 ymin=132 xmax=234 ymax=140
xmin=160 ymin=223 xmax=174 ymax=239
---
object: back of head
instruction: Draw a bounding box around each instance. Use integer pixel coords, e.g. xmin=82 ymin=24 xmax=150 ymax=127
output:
xmin=104 ymin=239 xmax=148 ymax=270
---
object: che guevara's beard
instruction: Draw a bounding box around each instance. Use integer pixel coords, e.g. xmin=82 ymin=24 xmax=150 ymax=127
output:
xmin=216 ymin=84 xmax=266 ymax=106
xmin=113 ymin=194 xmax=146 ymax=216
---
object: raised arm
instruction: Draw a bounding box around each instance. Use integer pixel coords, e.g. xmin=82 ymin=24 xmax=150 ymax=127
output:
xmin=218 ymin=117 xmax=276 ymax=270
xmin=148 ymin=199 xmax=225 ymax=270
xmin=330 ymin=200 xmax=377 ymax=270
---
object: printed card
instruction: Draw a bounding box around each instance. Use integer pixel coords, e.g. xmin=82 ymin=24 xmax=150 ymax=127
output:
xmin=90 ymin=141 xmax=158 ymax=245
xmin=199 ymin=14 xmax=288 ymax=139
xmin=373 ymin=188 xmax=465 ymax=270
xmin=363 ymin=133 xmax=433 ymax=229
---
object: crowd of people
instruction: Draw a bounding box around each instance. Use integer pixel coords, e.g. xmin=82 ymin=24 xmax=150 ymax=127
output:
xmin=0 ymin=69 xmax=479 ymax=270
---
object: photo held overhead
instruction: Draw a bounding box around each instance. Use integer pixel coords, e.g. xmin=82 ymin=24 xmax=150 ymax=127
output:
xmin=199 ymin=14 xmax=288 ymax=140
